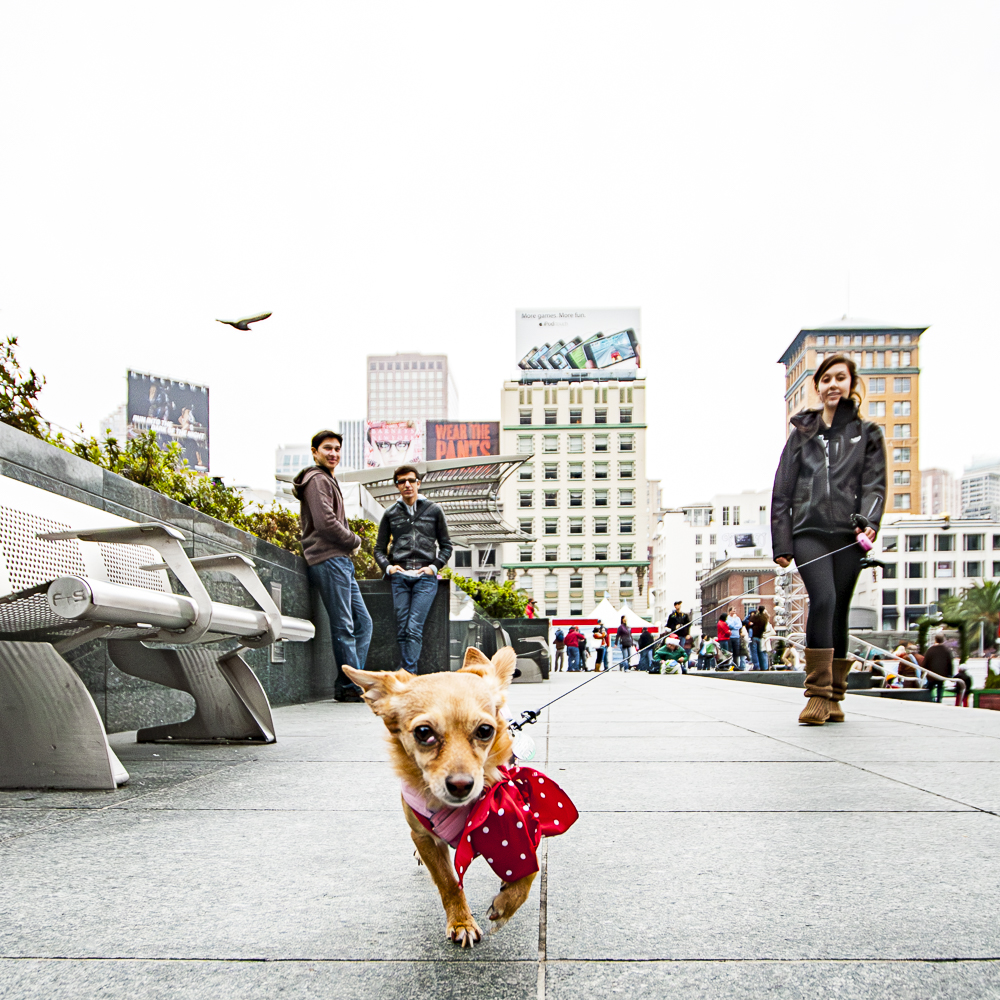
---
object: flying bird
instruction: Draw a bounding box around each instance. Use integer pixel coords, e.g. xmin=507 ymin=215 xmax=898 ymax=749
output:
xmin=216 ymin=312 xmax=272 ymax=331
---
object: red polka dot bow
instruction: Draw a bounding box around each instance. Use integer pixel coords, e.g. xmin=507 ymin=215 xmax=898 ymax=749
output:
xmin=453 ymin=765 xmax=578 ymax=887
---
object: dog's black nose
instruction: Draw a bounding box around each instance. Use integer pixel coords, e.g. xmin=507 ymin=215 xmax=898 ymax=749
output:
xmin=445 ymin=774 xmax=475 ymax=799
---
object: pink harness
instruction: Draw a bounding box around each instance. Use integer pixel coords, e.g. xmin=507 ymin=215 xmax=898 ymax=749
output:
xmin=401 ymin=764 xmax=578 ymax=886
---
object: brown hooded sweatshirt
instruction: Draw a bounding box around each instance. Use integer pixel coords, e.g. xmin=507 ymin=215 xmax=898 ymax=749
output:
xmin=292 ymin=466 xmax=362 ymax=566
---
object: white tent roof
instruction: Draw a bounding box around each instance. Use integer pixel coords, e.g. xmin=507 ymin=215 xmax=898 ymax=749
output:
xmin=586 ymin=598 xmax=621 ymax=628
xmin=618 ymin=601 xmax=653 ymax=628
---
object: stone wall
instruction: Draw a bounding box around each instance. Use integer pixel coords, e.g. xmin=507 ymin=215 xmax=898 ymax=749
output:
xmin=0 ymin=422 xmax=331 ymax=732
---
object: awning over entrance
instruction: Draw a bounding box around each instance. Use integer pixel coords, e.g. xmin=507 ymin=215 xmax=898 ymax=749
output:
xmin=338 ymin=455 xmax=533 ymax=546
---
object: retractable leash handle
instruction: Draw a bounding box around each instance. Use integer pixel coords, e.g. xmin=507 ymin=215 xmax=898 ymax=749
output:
xmin=851 ymin=513 xmax=874 ymax=552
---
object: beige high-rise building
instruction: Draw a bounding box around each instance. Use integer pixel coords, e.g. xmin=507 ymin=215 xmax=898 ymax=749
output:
xmin=499 ymin=376 xmax=650 ymax=619
xmin=778 ymin=318 xmax=927 ymax=515
xmin=366 ymin=353 xmax=459 ymax=422
xmin=921 ymin=467 xmax=960 ymax=517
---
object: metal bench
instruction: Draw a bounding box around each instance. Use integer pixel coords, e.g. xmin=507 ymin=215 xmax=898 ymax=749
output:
xmin=0 ymin=523 xmax=314 ymax=790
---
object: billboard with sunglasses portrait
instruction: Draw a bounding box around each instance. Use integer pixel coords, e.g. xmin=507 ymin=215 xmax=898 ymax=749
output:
xmin=365 ymin=420 xmax=424 ymax=468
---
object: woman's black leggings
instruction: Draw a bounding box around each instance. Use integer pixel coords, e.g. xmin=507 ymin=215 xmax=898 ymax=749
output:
xmin=793 ymin=534 xmax=864 ymax=657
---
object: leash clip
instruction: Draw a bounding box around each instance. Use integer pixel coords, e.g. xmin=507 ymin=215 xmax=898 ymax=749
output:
xmin=508 ymin=709 xmax=540 ymax=733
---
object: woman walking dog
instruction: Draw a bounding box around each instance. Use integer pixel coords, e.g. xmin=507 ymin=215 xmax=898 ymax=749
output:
xmin=771 ymin=354 xmax=886 ymax=725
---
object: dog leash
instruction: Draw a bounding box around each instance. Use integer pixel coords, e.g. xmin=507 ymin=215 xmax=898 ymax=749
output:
xmin=508 ymin=533 xmax=879 ymax=740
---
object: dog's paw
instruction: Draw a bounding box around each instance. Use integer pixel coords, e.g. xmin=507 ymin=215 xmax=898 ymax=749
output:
xmin=487 ymin=878 xmax=533 ymax=932
xmin=447 ymin=916 xmax=482 ymax=948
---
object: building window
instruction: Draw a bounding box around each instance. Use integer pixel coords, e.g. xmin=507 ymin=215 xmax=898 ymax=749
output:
xmin=594 ymin=518 xmax=608 ymax=535
xmin=478 ymin=549 xmax=496 ymax=567
xmin=544 ymin=519 xmax=558 ymax=535
xmin=619 ymin=517 xmax=634 ymax=534
xmin=544 ymin=463 xmax=558 ymax=480
xmin=544 ymin=409 xmax=557 ymax=425
xmin=594 ymin=434 xmax=609 ymax=452
xmin=455 ymin=550 xmax=472 ymax=567
xmin=883 ymin=589 xmax=898 ymax=605
xmin=569 ymin=491 xmax=583 ymax=507
xmin=733 ymin=505 xmax=740 ymax=526
xmin=569 ymin=409 xmax=582 ymax=424
xmin=568 ymin=435 xmax=583 ymax=453
xmin=619 ymin=489 xmax=634 ymax=507
xmin=594 ymin=573 xmax=608 ymax=597
xmin=894 ymin=377 xmax=911 ymax=393
xmin=619 ymin=408 xmax=632 ymax=423
xmin=869 ymin=401 xmax=886 ymax=417
xmin=744 ymin=576 xmax=759 ymax=594
xmin=543 ymin=436 xmax=559 ymax=453
xmin=709 ymin=533 xmax=717 ymax=545
xmin=993 ymin=562 xmax=1000 ymax=577
xmin=519 ymin=491 xmax=534 ymax=508
xmin=905 ymin=562 xmax=925 ymax=578
xmin=902 ymin=352 xmax=911 ymax=366
xmin=594 ymin=409 xmax=608 ymax=424
xmin=722 ymin=507 xmax=730 ymax=526
xmin=965 ymin=561 xmax=984 ymax=578
xmin=619 ymin=434 xmax=634 ymax=452
xmin=869 ymin=378 xmax=885 ymax=393
xmin=937 ymin=588 xmax=953 ymax=600
xmin=695 ymin=534 xmax=703 ymax=545
xmin=569 ymin=518 xmax=583 ymax=535
xmin=568 ymin=462 xmax=583 ymax=479
xmin=893 ymin=448 xmax=911 ymax=463
xmin=935 ymin=534 xmax=955 ymax=551
xmin=882 ymin=562 xmax=897 ymax=578
xmin=518 ymin=517 xmax=533 ymax=535
xmin=517 ymin=435 xmax=534 ymax=454
xmin=544 ymin=491 xmax=558 ymax=507
xmin=544 ymin=575 xmax=558 ymax=600
xmin=893 ymin=470 xmax=911 ymax=486
xmin=882 ymin=610 xmax=899 ymax=630
xmin=544 ymin=545 xmax=558 ymax=561
xmin=964 ymin=534 xmax=985 ymax=551
xmin=593 ymin=490 xmax=608 ymax=507
xmin=519 ymin=410 xmax=533 ymax=425
xmin=619 ymin=574 xmax=634 ymax=596
xmin=619 ymin=544 xmax=633 ymax=560
xmin=569 ymin=575 xmax=583 ymax=592
xmin=890 ymin=352 xmax=899 ymax=367
xmin=695 ymin=553 xmax=702 ymax=563
xmin=893 ymin=424 xmax=911 ymax=439
xmin=519 ymin=463 xmax=533 ymax=481
xmin=906 ymin=588 xmax=924 ymax=605
xmin=569 ymin=544 xmax=583 ymax=561
xmin=883 ymin=535 xmax=898 ymax=552
xmin=593 ymin=462 xmax=608 ymax=479
xmin=934 ymin=561 xmax=953 ymax=578
xmin=618 ymin=462 xmax=634 ymax=479
xmin=893 ymin=493 xmax=911 ymax=509
xmin=905 ymin=535 xmax=925 ymax=552
xmin=893 ymin=400 xmax=911 ymax=417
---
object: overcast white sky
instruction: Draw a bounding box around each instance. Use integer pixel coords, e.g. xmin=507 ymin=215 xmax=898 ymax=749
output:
xmin=1 ymin=2 xmax=996 ymax=505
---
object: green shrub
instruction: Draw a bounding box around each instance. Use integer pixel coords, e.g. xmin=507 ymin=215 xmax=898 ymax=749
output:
xmin=442 ymin=568 xmax=528 ymax=618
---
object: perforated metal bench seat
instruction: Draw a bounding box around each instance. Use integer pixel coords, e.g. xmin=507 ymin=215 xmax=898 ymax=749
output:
xmin=0 ymin=523 xmax=315 ymax=790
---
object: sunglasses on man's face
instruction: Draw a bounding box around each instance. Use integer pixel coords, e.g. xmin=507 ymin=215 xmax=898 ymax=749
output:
xmin=395 ymin=478 xmax=419 ymax=486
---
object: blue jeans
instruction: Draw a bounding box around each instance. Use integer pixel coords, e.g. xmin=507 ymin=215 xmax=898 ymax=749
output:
xmin=390 ymin=571 xmax=439 ymax=673
xmin=567 ymin=646 xmax=581 ymax=671
xmin=308 ymin=556 xmax=373 ymax=696
xmin=639 ymin=648 xmax=652 ymax=672
xmin=749 ymin=638 xmax=768 ymax=670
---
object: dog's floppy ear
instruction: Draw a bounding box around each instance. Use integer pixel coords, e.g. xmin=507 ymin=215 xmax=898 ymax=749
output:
xmin=341 ymin=666 xmax=411 ymax=726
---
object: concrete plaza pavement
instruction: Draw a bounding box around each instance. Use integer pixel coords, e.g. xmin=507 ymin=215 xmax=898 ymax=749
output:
xmin=1 ymin=670 xmax=999 ymax=998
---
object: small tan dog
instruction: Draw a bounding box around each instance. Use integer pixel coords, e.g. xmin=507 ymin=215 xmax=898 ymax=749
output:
xmin=343 ymin=646 xmax=577 ymax=947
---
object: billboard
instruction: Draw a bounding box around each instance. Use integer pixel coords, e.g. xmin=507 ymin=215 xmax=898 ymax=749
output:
xmin=515 ymin=308 xmax=642 ymax=374
xmin=426 ymin=421 xmax=499 ymax=460
xmin=365 ymin=420 xmax=424 ymax=468
xmin=127 ymin=370 xmax=209 ymax=473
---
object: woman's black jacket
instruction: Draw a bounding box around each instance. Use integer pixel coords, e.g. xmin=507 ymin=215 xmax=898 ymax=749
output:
xmin=770 ymin=399 xmax=887 ymax=561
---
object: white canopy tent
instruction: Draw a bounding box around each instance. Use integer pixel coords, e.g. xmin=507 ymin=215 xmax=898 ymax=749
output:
xmin=618 ymin=602 xmax=654 ymax=629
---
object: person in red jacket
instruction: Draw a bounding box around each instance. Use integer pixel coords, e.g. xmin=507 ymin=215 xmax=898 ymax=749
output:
xmin=716 ymin=616 xmax=732 ymax=667
xmin=564 ymin=626 xmax=582 ymax=671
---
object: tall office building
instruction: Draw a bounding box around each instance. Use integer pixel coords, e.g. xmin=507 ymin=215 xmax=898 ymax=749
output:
xmin=366 ymin=353 xmax=459 ymax=422
xmin=499 ymin=376 xmax=650 ymax=619
xmin=337 ymin=419 xmax=365 ymax=472
xmin=778 ymin=318 xmax=927 ymax=514
xmin=961 ymin=457 xmax=1000 ymax=521
xmin=921 ymin=467 xmax=960 ymax=517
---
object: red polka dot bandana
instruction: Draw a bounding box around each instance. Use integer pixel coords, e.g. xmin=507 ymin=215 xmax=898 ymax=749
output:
xmin=453 ymin=765 xmax=578 ymax=887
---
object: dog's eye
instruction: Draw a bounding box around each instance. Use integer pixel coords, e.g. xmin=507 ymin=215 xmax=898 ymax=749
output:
xmin=413 ymin=725 xmax=437 ymax=745
xmin=474 ymin=724 xmax=495 ymax=741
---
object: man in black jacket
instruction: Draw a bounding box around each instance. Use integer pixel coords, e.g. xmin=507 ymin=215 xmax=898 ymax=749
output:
xmin=666 ymin=601 xmax=691 ymax=640
xmin=374 ymin=465 xmax=453 ymax=673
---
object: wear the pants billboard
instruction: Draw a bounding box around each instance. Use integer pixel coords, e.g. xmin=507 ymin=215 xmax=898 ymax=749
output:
xmin=425 ymin=422 xmax=499 ymax=460
xmin=515 ymin=308 xmax=642 ymax=374
xmin=127 ymin=370 xmax=209 ymax=473
xmin=365 ymin=420 xmax=424 ymax=468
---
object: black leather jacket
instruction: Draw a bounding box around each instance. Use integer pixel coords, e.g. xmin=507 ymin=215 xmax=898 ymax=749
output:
xmin=771 ymin=399 xmax=886 ymax=560
xmin=374 ymin=498 xmax=453 ymax=573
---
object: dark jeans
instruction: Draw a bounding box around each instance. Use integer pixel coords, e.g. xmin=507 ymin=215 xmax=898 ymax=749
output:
xmin=928 ymin=679 xmax=945 ymax=703
xmin=567 ymin=646 xmax=581 ymax=671
xmin=793 ymin=534 xmax=864 ymax=657
xmin=390 ymin=571 xmax=439 ymax=673
xmin=639 ymin=648 xmax=652 ymax=672
xmin=750 ymin=638 xmax=768 ymax=670
xmin=729 ymin=638 xmax=743 ymax=668
xmin=308 ymin=556 xmax=373 ymax=696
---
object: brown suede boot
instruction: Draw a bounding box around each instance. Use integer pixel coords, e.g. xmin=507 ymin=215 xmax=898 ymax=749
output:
xmin=799 ymin=648 xmax=834 ymax=725
xmin=827 ymin=658 xmax=852 ymax=722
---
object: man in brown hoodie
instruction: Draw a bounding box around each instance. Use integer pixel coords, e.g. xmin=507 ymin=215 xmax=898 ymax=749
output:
xmin=292 ymin=430 xmax=372 ymax=702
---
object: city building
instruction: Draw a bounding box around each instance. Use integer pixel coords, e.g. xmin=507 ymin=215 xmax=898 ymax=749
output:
xmin=366 ymin=353 xmax=459 ymax=422
xmin=698 ymin=554 xmax=778 ymax=632
xmin=338 ymin=419 xmax=365 ymax=472
xmin=95 ymin=403 xmax=128 ymax=441
xmin=852 ymin=514 xmax=1000 ymax=629
xmin=960 ymin=456 xmax=1000 ymax=521
xmin=921 ymin=467 xmax=960 ymax=517
xmin=778 ymin=318 xmax=927 ymax=514
xmin=650 ymin=510 xmax=695 ymax=625
xmin=499 ymin=374 xmax=650 ymax=619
